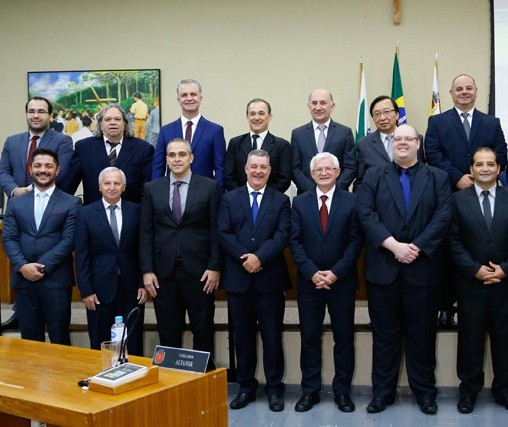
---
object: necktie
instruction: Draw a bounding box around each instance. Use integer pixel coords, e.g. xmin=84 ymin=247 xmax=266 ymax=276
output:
xmin=385 ymin=134 xmax=394 ymax=161
xmin=317 ymin=125 xmax=326 ymax=153
xmin=25 ymin=135 xmax=39 ymax=185
xmin=319 ymin=195 xmax=328 ymax=232
xmin=108 ymin=141 xmax=119 ymax=166
xmin=185 ymin=121 xmax=193 ymax=143
xmin=461 ymin=112 xmax=471 ymax=140
xmin=108 ymin=205 xmax=120 ymax=244
xmin=172 ymin=181 xmax=182 ymax=222
xmin=35 ymin=191 xmax=47 ymax=230
xmin=482 ymin=190 xmax=492 ymax=230
xmin=400 ymin=168 xmax=411 ymax=212
xmin=252 ymin=134 xmax=259 ymax=150
xmin=251 ymin=191 xmax=260 ymax=223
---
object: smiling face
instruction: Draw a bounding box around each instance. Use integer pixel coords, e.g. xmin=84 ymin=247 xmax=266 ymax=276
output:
xmin=392 ymin=124 xmax=420 ymax=168
xmin=30 ymin=154 xmax=59 ymax=190
xmin=371 ymin=98 xmax=398 ymax=134
xmin=310 ymin=156 xmax=340 ymax=193
xmin=470 ymin=149 xmax=500 ymax=190
xmin=166 ymin=141 xmax=193 ymax=179
xmin=450 ymin=75 xmax=477 ymax=112
xmin=99 ymin=170 xmax=126 ymax=205
xmin=245 ymin=154 xmax=271 ymax=190
xmin=177 ymin=83 xmax=202 ymax=119
xmin=247 ymin=101 xmax=272 ymax=134
xmin=26 ymin=99 xmax=51 ymax=134
xmin=308 ymin=90 xmax=335 ymax=125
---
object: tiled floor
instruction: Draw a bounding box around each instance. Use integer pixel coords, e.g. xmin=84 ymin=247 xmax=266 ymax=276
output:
xmin=227 ymin=385 xmax=508 ymax=427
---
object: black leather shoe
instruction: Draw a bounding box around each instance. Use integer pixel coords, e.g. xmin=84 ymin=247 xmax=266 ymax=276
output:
xmin=229 ymin=392 xmax=255 ymax=409
xmin=268 ymin=395 xmax=284 ymax=412
xmin=366 ymin=397 xmax=389 ymax=413
xmin=419 ymin=399 xmax=438 ymax=415
xmin=437 ymin=310 xmax=455 ymax=329
xmin=457 ymin=396 xmax=475 ymax=414
xmin=295 ymin=392 xmax=320 ymax=412
xmin=494 ymin=396 xmax=508 ymax=409
xmin=335 ymin=394 xmax=355 ymax=412
xmin=1 ymin=313 xmax=20 ymax=331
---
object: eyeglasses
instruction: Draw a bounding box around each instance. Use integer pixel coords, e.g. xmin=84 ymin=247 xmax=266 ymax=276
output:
xmin=372 ymin=109 xmax=395 ymax=119
xmin=393 ymin=136 xmax=419 ymax=143
xmin=27 ymin=109 xmax=49 ymax=115
xmin=312 ymin=167 xmax=338 ymax=174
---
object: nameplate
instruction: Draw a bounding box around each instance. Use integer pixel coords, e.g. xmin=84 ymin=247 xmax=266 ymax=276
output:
xmin=151 ymin=345 xmax=212 ymax=374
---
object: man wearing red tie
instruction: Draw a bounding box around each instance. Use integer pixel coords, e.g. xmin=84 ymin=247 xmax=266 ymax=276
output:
xmin=290 ymin=152 xmax=363 ymax=413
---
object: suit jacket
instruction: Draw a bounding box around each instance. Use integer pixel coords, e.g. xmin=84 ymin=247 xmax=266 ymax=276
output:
xmin=217 ymin=185 xmax=291 ymax=293
xmin=60 ymin=136 xmax=154 ymax=205
xmin=1 ymin=188 xmax=81 ymax=289
xmin=0 ymin=129 xmax=73 ymax=196
xmin=151 ymin=117 xmax=226 ymax=187
xmin=291 ymin=119 xmax=357 ymax=193
xmin=353 ymin=130 xmax=425 ymax=191
xmin=448 ymin=186 xmax=508 ymax=294
xmin=224 ymin=132 xmax=291 ymax=193
xmin=355 ymin=162 xmax=453 ymax=286
xmin=139 ymin=173 xmax=222 ymax=279
xmin=290 ymin=187 xmax=363 ymax=293
xmin=425 ymin=108 xmax=507 ymax=189
xmin=74 ymin=199 xmax=142 ymax=303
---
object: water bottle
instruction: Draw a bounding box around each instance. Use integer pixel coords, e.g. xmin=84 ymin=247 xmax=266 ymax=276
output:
xmin=111 ymin=315 xmax=127 ymax=361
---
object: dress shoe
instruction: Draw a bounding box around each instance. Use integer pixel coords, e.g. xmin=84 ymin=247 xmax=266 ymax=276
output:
xmin=335 ymin=394 xmax=355 ymax=412
xmin=437 ymin=310 xmax=455 ymax=329
xmin=457 ymin=396 xmax=475 ymax=414
xmin=295 ymin=392 xmax=320 ymax=412
xmin=268 ymin=395 xmax=284 ymax=412
xmin=229 ymin=392 xmax=255 ymax=409
xmin=419 ymin=399 xmax=438 ymax=415
xmin=494 ymin=396 xmax=508 ymax=410
xmin=366 ymin=397 xmax=392 ymax=413
xmin=1 ymin=314 xmax=19 ymax=331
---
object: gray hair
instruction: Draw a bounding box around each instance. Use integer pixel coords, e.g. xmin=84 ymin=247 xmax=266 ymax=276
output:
xmin=176 ymin=79 xmax=202 ymax=95
xmin=310 ymin=152 xmax=340 ymax=171
xmin=93 ymin=104 xmax=133 ymax=138
xmin=247 ymin=149 xmax=270 ymax=164
xmin=166 ymin=138 xmax=192 ymax=155
xmin=98 ymin=166 xmax=126 ymax=184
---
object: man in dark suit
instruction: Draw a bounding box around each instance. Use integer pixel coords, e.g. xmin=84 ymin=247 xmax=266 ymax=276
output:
xmin=2 ymin=148 xmax=81 ymax=344
xmin=0 ymin=97 xmax=73 ymax=331
xmin=448 ymin=147 xmax=508 ymax=413
xmin=60 ymin=104 xmax=154 ymax=205
xmin=291 ymin=89 xmax=357 ymax=193
xmin=224 ymin=98 xmax=291 ymax=193
xmin=140 ymin=138 xmax=221 ymax=356
xmin=218 ymin=149 xmax=291 ymax=412
xmin=151 ymin=79 xmax=226 ymax=188
xmin=355 ymin=124 xmax=454 ymax=415
xmin=290 ymin=152 xmax=362 ymax=413
xmin=75 ymin=167 xmax=147 ymax=355
xmin=425 ymin=74 xmax=507 ymax=328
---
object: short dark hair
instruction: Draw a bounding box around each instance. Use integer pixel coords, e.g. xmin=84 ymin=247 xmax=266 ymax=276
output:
xmin=471 ymin=146 xmax=497 ymax=166
xmin=133 ymin=92 xmax=141 ymax=99
xmin=369 ymin=95 xmax=399 ymax=117
xmin=30 ymin=147 xmax=59 ymax=167
xmin=246 ymin=98 xmax=271 ymax=115
xmin=82 ymin=116 xmax=92 ymax=127
xmin=25 ymin=97 xmax=53 ymax=115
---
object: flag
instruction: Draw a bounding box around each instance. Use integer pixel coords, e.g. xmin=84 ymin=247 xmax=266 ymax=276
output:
xmin=391 ymin=46 xmax=406 ymax=125
xmin=429 ymin=54 xmax=441 ymax=116
xmin=355 ymin=61 xmax=371 ymax=142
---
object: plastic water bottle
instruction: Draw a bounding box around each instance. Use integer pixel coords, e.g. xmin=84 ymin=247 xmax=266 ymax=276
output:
xmin=111 ymin=315 xmax=127 ymax=361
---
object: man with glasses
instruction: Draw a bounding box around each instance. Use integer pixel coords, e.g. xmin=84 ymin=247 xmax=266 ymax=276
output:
xmin=355 ymin=124 xmax=453 ymax=415
xmin=0 ymin=97 xmax=73 ymax=331
xmin=290 ymin=152 xmax=362 ymax=413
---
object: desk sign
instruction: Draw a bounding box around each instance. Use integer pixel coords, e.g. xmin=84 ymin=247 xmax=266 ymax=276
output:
xmin=152 ymin=345 xmax=211 ymax=374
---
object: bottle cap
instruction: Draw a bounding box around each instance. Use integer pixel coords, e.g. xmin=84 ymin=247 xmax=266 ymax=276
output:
xmin=114 ymin=316 xmax=123 ymax=323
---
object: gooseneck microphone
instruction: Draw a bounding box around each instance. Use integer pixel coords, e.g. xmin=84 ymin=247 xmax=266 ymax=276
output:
xmin=117 ymin=307 xmax=141 ymax=365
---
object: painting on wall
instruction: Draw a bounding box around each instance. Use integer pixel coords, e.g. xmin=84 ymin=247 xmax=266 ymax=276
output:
xmin=27 ymin=69 xmax=161 ymax=147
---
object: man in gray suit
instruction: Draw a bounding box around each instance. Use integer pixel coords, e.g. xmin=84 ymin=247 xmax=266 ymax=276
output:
xmin=291 ymin=89 xmax=357 ymax=194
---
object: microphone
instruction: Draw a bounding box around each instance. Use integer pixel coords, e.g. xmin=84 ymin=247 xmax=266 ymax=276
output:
xmin=117 ymin=307 xmax=141 ymax=365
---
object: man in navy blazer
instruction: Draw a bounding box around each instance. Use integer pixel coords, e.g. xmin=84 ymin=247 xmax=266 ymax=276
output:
xmin=290 ymin=152 xmax=362 ymax=413
xmin=425 ymin=74 xmax=507 ymax=328
xmin=224 ymin=98 xmax=291 ymax=193
xmin=291 ymin=89 xmax=357 ymax=194
xmin=448 ymin=147 xmax=508 ymax=413
xmin=355 ymin=125 xmax=454 ymax=415
xmin=75 ymin=167 xmax=147 ymax=355
xmin=0 ymin=97 xmax=73 ymax=198
xmin=60 ymin=104 xmax=153 ymax=205
xmin=140 ymin=139 xmax=221 ymax=356
xmin=151 ymin=79 xmax=226 ymax=188
xmin=218 ymin=149 xmax=291 ymax=412
xmin=2 ymin=148 xmax=81 ymax=344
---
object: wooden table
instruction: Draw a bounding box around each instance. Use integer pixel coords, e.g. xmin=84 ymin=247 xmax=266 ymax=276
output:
xmin=0 ymin=337 xmax=228 ymax=426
